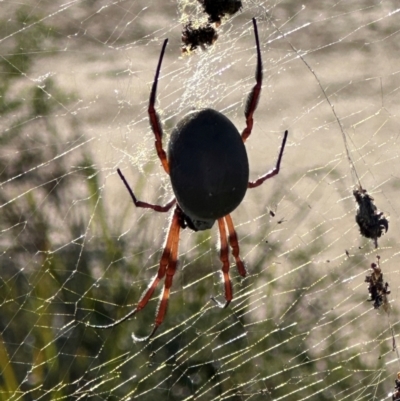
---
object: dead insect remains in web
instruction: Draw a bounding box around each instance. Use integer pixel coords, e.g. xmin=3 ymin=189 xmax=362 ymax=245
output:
xmin=87 ymin=19 xmax=289 ymax=341
xmin=198 ymin=0 xmax=242 ymax=25
xmin=182 ymin=21 xmax=218 ymax=53
xmin=365 ymin=255 xmax=390 ymax=311
xmin=391 ymin=372 xmax=400 ymax=401
xmin=353 ymin=186 xmax=388 ymax=248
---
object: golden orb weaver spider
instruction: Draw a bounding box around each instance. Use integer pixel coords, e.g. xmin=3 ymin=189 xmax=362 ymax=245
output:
xmin=88 ymin=18 xmax=288 ymax=341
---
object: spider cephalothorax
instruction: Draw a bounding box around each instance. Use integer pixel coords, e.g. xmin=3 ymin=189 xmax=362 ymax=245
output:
xmin=353 ymin=187 xmax=388 ymax=248
xmin=89 ymin=19 xmax=288 ymax=340
xmin=365 ymin=255 xmax=390 ymax=310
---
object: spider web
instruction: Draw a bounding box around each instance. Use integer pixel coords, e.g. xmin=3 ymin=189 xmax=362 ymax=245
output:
xmin=1 ymin=0 xmax=400 ymax=400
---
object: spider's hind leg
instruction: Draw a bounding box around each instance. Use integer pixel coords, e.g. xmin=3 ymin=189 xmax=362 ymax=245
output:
xmin=241 ymin=18 xmax=262 ymax=143
xmin=148 ymin=39 xmax=170 ymax=174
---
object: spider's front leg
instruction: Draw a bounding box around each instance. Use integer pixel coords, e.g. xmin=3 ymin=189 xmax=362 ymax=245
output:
xmin=87 ymin=206 xmax=182 ymax=342
xmin=213 ymin=215 xmax=246 ymax=309
xmin=133 ymin=206 xmax=182 ymax=341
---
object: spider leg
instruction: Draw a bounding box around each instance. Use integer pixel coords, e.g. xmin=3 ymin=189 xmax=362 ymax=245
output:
xmin=248 ymin=130 xmax=288 ymax=189
xmin=225 ymin=214 xmax=247 ymax=277
xmin=117 ymin=168 xmax=176 ymax=212
xmin=135 ymin=210 xmax=181 ymax=341
xmin=212 ymin=217 xmax=233 ymax=309
xmin=87 ymin=207 xmax=181 ymax=337
xmin=241 ymin=18 xmax=262 ymax=143
xmin=148 ymin=39 xmax=170 ymax=174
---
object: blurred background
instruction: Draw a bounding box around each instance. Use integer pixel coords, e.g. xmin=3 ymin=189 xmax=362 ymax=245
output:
xmin=1 ymin=1 xmax=400 ymax=400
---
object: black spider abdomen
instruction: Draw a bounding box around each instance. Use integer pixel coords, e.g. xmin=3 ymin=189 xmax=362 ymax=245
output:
xmin=168 ymin=109 xmax=249 ymax=226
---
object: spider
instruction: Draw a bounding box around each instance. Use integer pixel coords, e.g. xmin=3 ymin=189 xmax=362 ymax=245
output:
xmin=353 ymin=186 xmax=388 ymax=248
xmin=89 ymin=18 xmax=288 ymax=340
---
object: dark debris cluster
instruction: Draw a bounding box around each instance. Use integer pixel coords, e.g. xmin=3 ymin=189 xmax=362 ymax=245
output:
xmin=352 ymin=187 xmax=392 ymax=395
xmin=392 ymin=373 xmax=400 ymax=401
xmin=365 ymin=255 xmax=390 ymax=310
xmin=198 ymin=0 xmax=242 ymax=25
xmin=353 ymin=187 xmax=388 ymax=248
xmin=182 ymin=0 xmax=242 ymax=53
xmin=182 ymin=22 xmax=218 ymax=53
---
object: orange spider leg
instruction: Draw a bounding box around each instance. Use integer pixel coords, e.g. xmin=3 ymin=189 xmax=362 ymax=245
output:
xmin=88 ymin=207 xmax=181 ymax=339
xmin=138 ymin=210 xmax=181 ymax=340
xmin=242 ymin=18 xmax=263 ymax=143
xmin=225 ymin=214 xmax=247 ymax=277
xmin=248 ymin=130 xmax=288 ymax=189
xmin=148 ymin=38 xmax=170 ymax=174
xmin=211 ymin=217 xmax=233 ymax=309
